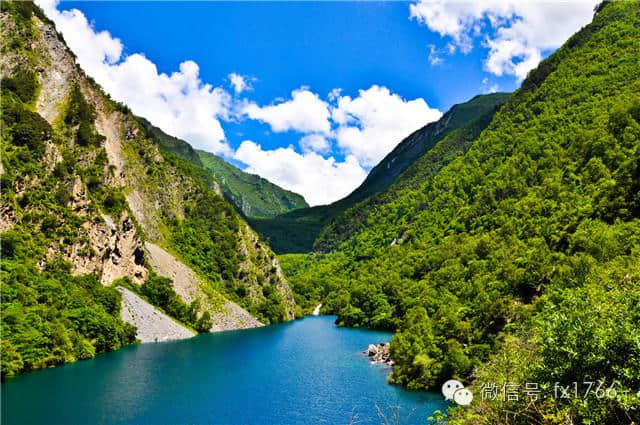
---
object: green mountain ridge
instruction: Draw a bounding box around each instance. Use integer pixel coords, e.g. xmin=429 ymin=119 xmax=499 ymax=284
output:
xmin=281 ymin=2 xmax=640 ymax=423
xmin=138 ymin=117 xmax=203 ymax=165
xmin=138 ymin=117 xmax=309 ymax=218
xmin=250 ymin=92 xmax=510 ymax=253
xmin=196 ymin=149 xmax=309 ymax=218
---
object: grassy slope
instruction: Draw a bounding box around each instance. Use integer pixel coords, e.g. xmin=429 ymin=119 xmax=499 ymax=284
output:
xmin=196 ymin=149 xmax=308 ymax=218
xmin=283 ymin=3 xmax=640 ymax=423
xmin=251 ymin=93 xmax=510 ymax=253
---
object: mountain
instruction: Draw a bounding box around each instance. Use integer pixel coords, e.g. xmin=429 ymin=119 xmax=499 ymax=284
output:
xmin=138 ymin=117 xmax=203 ymax=165
xmin=138 ymin=119 xmax=309 ymax=218
xmin=349 ymin=92 xmax=510 ymax=202
xmin=196 ymin=150 xmax=308 ymax=217
xmin=281 ymin=2 xmax=640 ymax=423
xmin=251 ymin=92 xmax=509 ymax=253
xmin=0 ymin=1 xmax=296 ymax=380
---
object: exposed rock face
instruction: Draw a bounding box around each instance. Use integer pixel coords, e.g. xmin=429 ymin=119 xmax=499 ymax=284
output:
xmin=95 ymin=110 xmax=126 ymax=184
xmin=97 ymin=213 xmax=148 ymax=284
xmin=145 ymin=242 xmax=264 ymax=332
xmin=69 ymin=177 xmax=89 ymax=216
xmin=43 ymin=211 xmax=148 ymax=285
xmin=2 ymin=9 xmax=296 ymax=341
xmin=366 ymin=343 xmax=393 ymax=365
xmin=34 ymin=17 xmax=77 ymax=123
xmin=0 ymin=203 xmax=17 ymax=232
xmin=117 ymin=287 xmax=195 ymax=342
xmin=210 ymin=303 xmax=264 ymax=332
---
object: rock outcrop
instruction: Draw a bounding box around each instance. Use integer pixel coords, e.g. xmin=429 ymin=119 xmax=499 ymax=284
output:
xmin=1 ymin=6 xmax=296 ymax=342
xmin=41 ymin=211 xmax=148 ymax=285
xmin=366 ymin=343 xmax=393 ymax=365
xmin=145 ymin=242 xmax=264 ymax=332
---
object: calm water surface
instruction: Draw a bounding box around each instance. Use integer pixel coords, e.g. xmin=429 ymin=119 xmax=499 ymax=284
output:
xmin=2 ymin=316 xmax=446 ymax=424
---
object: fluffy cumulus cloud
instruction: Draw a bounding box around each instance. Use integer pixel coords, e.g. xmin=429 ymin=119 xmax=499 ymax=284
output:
xmin=234 ymin=141 xmax=366 ymax=206
xmin=228 ymin=73 xmax=252 ymax=94
xmin=237 ymin=85 xmax=441 ymax=202
xmin=332 ymin=85 xmax=442 ymax=167
xmin=36 ymin=0 xmax=233 ymax=155
xmin=410 ymin=0 xmax=598 ymax=79
xmin=243 ymin=88 xmax=331 ymax=134
xmin=37 ymin=0 xmax=443 ymax=205
xmin=299 ymin=134 xmax=331 ymax=155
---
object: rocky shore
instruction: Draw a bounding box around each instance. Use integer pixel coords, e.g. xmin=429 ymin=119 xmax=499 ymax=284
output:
xmin=365 ymin=343 xmax=393 ymax=365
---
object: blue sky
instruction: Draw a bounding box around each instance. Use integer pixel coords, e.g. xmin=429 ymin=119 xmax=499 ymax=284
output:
xmin=42 ymin=0 xmax=597 ymax=205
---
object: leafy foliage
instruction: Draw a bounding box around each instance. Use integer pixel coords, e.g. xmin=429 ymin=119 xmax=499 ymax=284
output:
xmin=1 ymin=65 xmax=138 ymax=380
xmin=283 ymin=3 xmax=640 ymax=422
xmin=1 ymin=68 xmax=38 ymax=104
xmin=251 ymin=93 xmax=509 ymax=253
xmin=1 ymin=228 xmax=136 ymax=380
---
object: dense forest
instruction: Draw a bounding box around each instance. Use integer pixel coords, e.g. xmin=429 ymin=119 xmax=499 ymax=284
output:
xmin=281 ymin=2 xmax=640 ymax=423
xmin=2 ymin=0 xmax=639 ymax=423
xmin=251 ymin=93 xmax=509 ymax=253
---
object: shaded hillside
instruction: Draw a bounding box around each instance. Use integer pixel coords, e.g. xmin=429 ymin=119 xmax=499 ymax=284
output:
xmin=197 ymin=150 xmax=308 ymax=218
xmin=251 ymin=93 xmax=509 ymax=253
xmin=0 ymin=1 xmax=296 ymax=379
xmin=282 ymin=2 xmax=640 ymax=423
xmin=314 ymin=100 xmax=506 ymax=252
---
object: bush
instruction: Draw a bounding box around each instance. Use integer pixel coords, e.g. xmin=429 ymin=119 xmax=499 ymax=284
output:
xmin=2 ymin=68 xmax=38 ymax=103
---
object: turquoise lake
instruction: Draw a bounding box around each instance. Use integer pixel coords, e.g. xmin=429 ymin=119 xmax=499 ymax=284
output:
xmin=1 ymin=316 xmax=447 ymax=424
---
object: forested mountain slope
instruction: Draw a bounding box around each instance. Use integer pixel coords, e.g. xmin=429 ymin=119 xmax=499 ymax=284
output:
xmin=251 ymin=93 xmax=509 ymax=253
xmin=282 ymin=2 xmax=640 ymax=423
xmin=139 ymin=118 xmax=309 ymax=218
xmin=350 ymin=92 xmax=509 ymax=202
xmin=314 ymin=97 xmax=507 ymax=253
xmin=0 ymin=1 xmax=296 ymax=380
xmin=196 ymin=149 xmax=308 ymax=218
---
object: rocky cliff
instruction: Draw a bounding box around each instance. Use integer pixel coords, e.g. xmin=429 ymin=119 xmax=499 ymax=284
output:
xmin=0 ymin=1 xmax=296 ymax=350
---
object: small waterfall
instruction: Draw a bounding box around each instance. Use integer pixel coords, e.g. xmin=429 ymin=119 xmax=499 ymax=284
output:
xmin=312 ymin=304 xmax=322 ymax=316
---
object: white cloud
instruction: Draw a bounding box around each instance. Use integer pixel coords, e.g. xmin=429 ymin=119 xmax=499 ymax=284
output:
xmin=36 ymin=0 xmax=233 ymax=155
xmin=332 ymin=85 xmax=442 ymax=167
xmin=410 ymin=0 xmax=597 ymax=79
xmin=243 ymin=88 xmax=331 ymax=134
xmin=328 ymin=88 xmax=342 ymax=101
xmin=36 ymin=0 xmax=444 ymax=204
xmin=234 ymin=141 xmax=366 ymax=206
xmin=428 ymin=44 xmax=444 ymax=65
xmin=300 ymin=134 xmax=331 ymax=155
xmin=228 ymin=73 xmax=252 ymax=94
xmin=237 ymin=85 xmax=441 ymax=203
xmin=481 ymin=78 xmax=499 ymax=94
